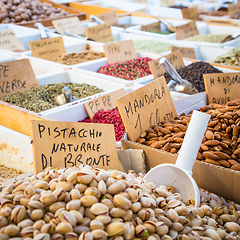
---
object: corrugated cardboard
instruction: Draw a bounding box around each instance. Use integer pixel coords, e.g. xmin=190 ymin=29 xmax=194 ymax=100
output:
xmin=121 ymin=139 xmax=240 ymax=204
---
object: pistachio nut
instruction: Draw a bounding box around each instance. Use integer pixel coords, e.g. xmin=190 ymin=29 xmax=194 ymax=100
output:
xmin=113 ymin=195 xmax=132 ymax=210
xmin=73 ymin=226 xmax=90 ymax=235
xmin=28 ymin=201 xmax=44 ymax=211
xmin=31 ymin=209 xmax=44 ymax=221
xmin=110 ymin=208 xmax=126 ymax=218
xmin=53 ymin=189 xmax=66 ymax=201
xmin=33 ymin=180 xmax=49 ymax=190
xmin=33 ymin=233 xmax=50 ymax=240
xmin=101 ymin=199 xmax=115 ymax=210
xmin=224 ymin=222 xmax=240 ymax=233
xmin=41 ymin=223 xmax=55 ymax=234
xmin=49 ymin=202 xmax=66 ymax=213
xmin=205 ymin=229 xmax=221 ymax=240
xmin=90 ymin=220 xmax=104 ymax=230
xmin=18 ymin=219 xmax=34 ymax=230
xmin=58 ymin=210 xmax=77 ymax=227
xmin=4 ymin=224 xmax=20 ymax=237
xmin=67 ymin=171 xmax=80 ymax=185
xmin=156 ymin=222 xmax=169 ymax=236
xmin=135 ymin=225 xmax=149 ymax=239
xmin=108 ymin=182 xmax=126 ymax=195
xmin=11 ymin=206 xmax=26 ymax=224
xmin=65 ymin=232 xmax=78 ymax=240
xmin=91 ymin=229 xmax=108 ymax=240
xmin=51 ymin=233 xmax=64 ymax=240
xmin=56 ymin=222 xmax=73 ymax=235
xmin=40 ymin=192 xmax=57 ymax=206
xmin=143 ymin=221 xmax=157 ymax=234
xmin=77 ymin=172 xmax=93 ymax=185
xmin=56 ymin=182 xmax=74 ymax=192
xmin=21 ymin=226 xmax=34 ymax=238
xmin=33 ymin=220 xmax=46 ymax=230
xmin=106 ymin=222 xmax=125 ymax=237
xmin=70 ymin=210 xmax=83 ymax=224
xmin=94 ymin=215 xmax=112 ymax=225
xmin=81 ymin=196 xmax=98 ymax=208
xmin=24 ymin=185 xmax=36 ymax=198
xmin=69 ymin=189 xmax=81 ymax=200
xmin=90 ymin=203 xmax=109 ymax=216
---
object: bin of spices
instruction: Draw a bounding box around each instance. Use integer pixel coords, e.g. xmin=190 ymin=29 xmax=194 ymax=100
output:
xmin=97 ymin=57 xmax=153 ymax=81
xmin=213 ymin=47 xmax=240 ymax=67
xmin=0 ymin=82 xmax=104 ymax=113
xmin=163 ymin=61 xmax=223 ymax=92
xmin=53 ymin=51 xmax=105 ymax=65
xmin=79 ymin=107 xmax=125 ymax=143
xmin=183 ymin=34 xmax=230 ymax=43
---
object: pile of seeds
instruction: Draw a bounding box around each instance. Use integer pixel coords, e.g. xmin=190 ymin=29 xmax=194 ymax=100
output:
xmin=183 ymin=34 xmax=229 ymax=43
xmin=1 ymin=83 xmax=103 ymax=113
xmin=53 ymin=51 xmax=105 ymax=65
xmin=79 ymin=107 xmax=125 ymax=141
xmin=137 ymin=98 xmax=240 ymax=171
xmin=163 ymin=61 xmax=223 ymax=92
xmin=97 ymin=57 xmax=153 ymax=80
xmin=0 ymin=165 xmax=24 ymax=183
xmin=133 ymin=40 xmax=171 ymax=54
xmin=214 ymin=47 xmax=240 ymax=67
xmin=0 ymin=165 xmax=240 ymax=240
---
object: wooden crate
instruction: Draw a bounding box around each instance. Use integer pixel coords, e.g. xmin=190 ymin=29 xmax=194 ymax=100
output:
xmin=0 ymin=101 xmax=54 ymax=136
xmin=15 ymin=0 xmax=86 ymax=28
xmin=69 ymin=2 xmax=127 ymax=19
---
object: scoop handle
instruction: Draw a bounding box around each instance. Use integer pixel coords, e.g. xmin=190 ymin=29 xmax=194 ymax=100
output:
xmin=159 ymin=57 xmax=183 ymax=85
xmin=175 ymin=110 xmax=210 ymax=175
xmin=90 ymin=15 xmax=104 ymax=24
xmin=35 ymin=22 xmax=48 ymax=39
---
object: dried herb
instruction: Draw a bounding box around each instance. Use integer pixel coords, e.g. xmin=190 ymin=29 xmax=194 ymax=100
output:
xmin=1 ymin=83 xmax=103 ymax=113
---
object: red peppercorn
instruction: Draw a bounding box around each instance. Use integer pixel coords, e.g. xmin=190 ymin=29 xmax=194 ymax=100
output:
xmin=79 ymin=107 xmax=125 ymax=141
xmin=97 ymin=57 xmax=153 ymax=81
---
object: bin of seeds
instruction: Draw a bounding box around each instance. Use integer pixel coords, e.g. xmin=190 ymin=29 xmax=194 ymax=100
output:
xmin=0 ymin=164 xmax=239 ymax=239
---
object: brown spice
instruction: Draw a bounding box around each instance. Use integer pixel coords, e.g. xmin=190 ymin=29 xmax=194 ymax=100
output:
xmin=0 ymin=165 xmax=24 ymax=183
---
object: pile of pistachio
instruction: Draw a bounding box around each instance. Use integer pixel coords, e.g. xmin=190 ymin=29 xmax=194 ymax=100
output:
xmin=0 ymin=165 xmax=239 ymax=240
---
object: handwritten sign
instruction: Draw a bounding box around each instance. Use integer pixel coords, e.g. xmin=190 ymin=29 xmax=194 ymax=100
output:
xmin=29 ymin=37 xmax=66 ymax=61
xmin=148 ymin=51 xmax=185 ymax=79
xmin=0 ymin=59 xmax=39 ymax=98
xmin=228 ymin=3 xmax=240 ymax=19
xmin=0 ymin=29 xmax=24 ymax=51
xmin=174 ymin=21 xmax=199 ymax=40
xmin=86 ymin=23 xmax=113 ymax=43
xmin=116 ymin=77 xmax=177 ymax=142
xmin=141 ymin=22 xmax=161 ymax=32
xmin=96 ymin=10 xmax=118 ymax=25
xmin=170 ymin=46 xmax=196 ymax=59
xmin=160 ymin=0 xmax=175 ymax=7
xmin=52 ymin=17 xmax=84 ymax=35
xmin=203 ymin=72 xmax=240 ymax=105
xmin=181 ymin=7 xmax=200 ymax=20
xmin=103 ymin=40 xmax=138 ymax=64
xmin=31 ymin=120 xmax=121 ymax=174
xmin=84 ymin=88 xmax=126 ymax=118
xmin=132 ymin=0 xmax=149 ymax=4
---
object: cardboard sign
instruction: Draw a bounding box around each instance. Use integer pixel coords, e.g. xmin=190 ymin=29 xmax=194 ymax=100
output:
xmin=116 ymin=77 xmax=177 ymax=142
xmin=86 ymin=23 xmax=113 ymax=43
xmin=0 ymin=59 xmax=39 ymax=98
xmin=96 ymin=10 xmax=118 ymax=25
xmin=52 ymin=17 xmax=84 ymax=35
xmin=29 ymin=37 xmax=66 ymax=61
xmin=181 ymin=7 xmax=200 ymax=20
xmin=84 ymin=88 xmax=127 ymax=118
xmin=170 ymin=46 xmax=196 ymax=59
xmin=174 ymin=21 xmax=199 ymax=40
xmin=0 ymin=29 xmax=24 ymax=51
xmin=203 ymin=72 xmax=240 ymax=104
xmin=160 ymin=0 xmax=175 ymax=7
xmin=141 ymin=22 xmax=161 ymax=32
xmin=148 ymin=51 xmax=185 ymax=79
xmin=132 ymin=0 xmax=149 ymax=4
xmin=31 ymin=120 xmax=121 ymax=174
xmin=228 ymin=3 xmax=240 ymax=19
xmin=103 ymin=40 xmax=138 ymax=64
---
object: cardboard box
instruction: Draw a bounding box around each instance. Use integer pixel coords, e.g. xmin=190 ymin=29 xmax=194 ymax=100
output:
xmin=121 ymin=139 xmax=240 ymax=204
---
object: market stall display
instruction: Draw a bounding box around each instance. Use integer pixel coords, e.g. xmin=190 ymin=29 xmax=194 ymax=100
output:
xmin=1 ymin=1 xmax=240 ymax=234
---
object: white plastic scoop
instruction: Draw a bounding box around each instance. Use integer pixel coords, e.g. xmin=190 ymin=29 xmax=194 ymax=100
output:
xmin=144 ymin=110 xmax=210 ymax=207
